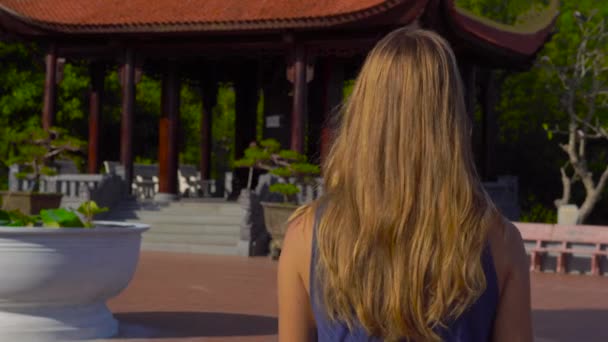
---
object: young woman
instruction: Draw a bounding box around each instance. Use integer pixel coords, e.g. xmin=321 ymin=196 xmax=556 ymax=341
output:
xmin=278 ymin=28 xmax=532 ymax=341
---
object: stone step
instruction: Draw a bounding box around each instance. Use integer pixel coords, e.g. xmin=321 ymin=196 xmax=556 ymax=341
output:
xmin=143 ymin=223 xmax=240 ymax=235
xmin=143 ymin=232 xmax=239 ymax=246
xmin=115 ymin=202 xmax=243 ymax=215
xmin=141 ymin=242 xmax=238 ymax=255
xmin=109 ymin=199 xmax=243 ymax=256
xmin=107 ymin=213 xmax=242 ymax=225
xmin=110 ymin=208 xmax=243 ymax=218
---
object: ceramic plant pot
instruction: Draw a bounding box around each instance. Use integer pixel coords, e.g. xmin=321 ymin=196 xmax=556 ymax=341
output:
xmin=0 ymin=221 xmax=149 ymax=341
xmin=261 ymin=202 xmax=298 ymax=259
xmin=0 ymin=191 xmax=63 ymax=215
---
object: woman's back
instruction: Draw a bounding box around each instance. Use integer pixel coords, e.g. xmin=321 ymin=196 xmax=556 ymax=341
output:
xmin=310 ymin=204 xmax=499 ymax=341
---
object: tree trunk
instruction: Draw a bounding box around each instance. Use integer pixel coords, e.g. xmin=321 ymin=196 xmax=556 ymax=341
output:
xmin=578 ymin=190 xmax=599 ymax=224
xmin=555 ymin=167 xmax=572 ymax=208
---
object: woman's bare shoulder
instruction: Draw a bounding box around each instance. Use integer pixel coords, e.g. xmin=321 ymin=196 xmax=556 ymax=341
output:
xmin=281 ymin=205 xmax=316 ymax=292
xmin=487 ymin=214 xmax=529 ymax=293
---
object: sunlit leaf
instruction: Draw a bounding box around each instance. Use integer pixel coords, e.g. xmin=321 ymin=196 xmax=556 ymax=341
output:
xmin=40 ymin=208 xmax=84 ymax=228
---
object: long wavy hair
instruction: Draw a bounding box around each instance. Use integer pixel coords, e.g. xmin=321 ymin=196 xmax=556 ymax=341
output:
xmin=297 ymin=28 xmax=496 ymax=341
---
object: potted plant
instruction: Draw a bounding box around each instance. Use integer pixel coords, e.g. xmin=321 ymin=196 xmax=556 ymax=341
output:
xmin=0 ymin=201 xmax=149 ymax=340
xmin=1 ymin=126 xmax=85 ymax=214
xmin=234 ymin=139 xmax=320 ymax=259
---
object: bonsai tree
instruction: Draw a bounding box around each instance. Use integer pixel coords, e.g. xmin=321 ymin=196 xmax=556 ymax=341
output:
xmin=5 ymin=126 xmax=85 ymax=192
xmin=234 ymin=139 xmax=320 ymax=204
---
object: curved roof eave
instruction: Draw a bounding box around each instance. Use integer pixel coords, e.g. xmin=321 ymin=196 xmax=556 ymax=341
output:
xmin=0 ymin=0 xmax=419 ymax=35
xmin=444 ymin=0 xmax=559 ymax=57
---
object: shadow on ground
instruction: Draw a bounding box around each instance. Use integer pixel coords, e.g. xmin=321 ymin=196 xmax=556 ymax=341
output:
xmin=533 ymin=309 xmax=608 ymax=342
xmin=113 ymin=311 xmax=277 ymax=338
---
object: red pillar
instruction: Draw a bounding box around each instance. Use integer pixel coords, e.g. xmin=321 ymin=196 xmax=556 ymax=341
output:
xmin=120 ymin=48 xmax=136 ymax=193
xmin=290 ymin=44 xmax=307 ymax=153
xmin=320 ymin=58 xmax=343 ymax=163
xmin=42 ymin=43 xmax=58 ymax=130
xmin=88 ymin=62 xmax=104 ymax=174
xmin=234 ymin=63 xmax=258 ymax=159
xmin=158 ymin=61 xmax=180 ymax=197
xmin=200 ymin=81 xmax=217 ymax=181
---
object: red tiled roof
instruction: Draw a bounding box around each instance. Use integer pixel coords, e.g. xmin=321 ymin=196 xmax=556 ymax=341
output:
xmin=0 ymin=0 xmax=559 ymax=62
xmin=0 ymin=0 xmax=410 ymax=32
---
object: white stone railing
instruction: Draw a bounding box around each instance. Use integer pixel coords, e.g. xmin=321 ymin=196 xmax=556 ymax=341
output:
xmin=9 ymin=165 xmax=126 ymax=209
xmin=105 ymin=161 xmax=220 ymax=199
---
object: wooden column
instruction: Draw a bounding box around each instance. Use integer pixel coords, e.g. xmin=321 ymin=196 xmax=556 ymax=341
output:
xmin=42 ymin=43 xmax=58 ymax=130
xmin=120 ymin=48 xmax=136 ymax=193
xmin=320 ymin=57 xmax=344 ymax=163
xmin=307 ymin=57 xmax=342 ymax=163
xmin=200 ymin=81 xmax=217 ymax=181
xmin=307 ymin=62 xmax=324 ymax=163
xmin=88 ymin=62 xmax=104 ymax=174
xmin=459 ymin=61 xmax=477 ymax=122
xmin=479 ymin=69 xmax=499 ymax=181
xmin=290 ymin=44 xmax=308 ymax=153
xmin=234 ymin=63 xmax=258 ymax=159
xmin=158 ymin=61 xmax=181 ymax=197
xmin=458 ymin=60 xmax=482 ymax=175
xmin=262 ymin=59 xmax=292 ymax=149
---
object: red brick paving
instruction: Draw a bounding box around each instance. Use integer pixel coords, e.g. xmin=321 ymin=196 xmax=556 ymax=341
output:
xmin=532 ymin=273 xmax=608 ymax=342
xmin=108 ymin=252 xmax=277 ymax=342
xmin=107 ymin=252 xmax=608 ymax=342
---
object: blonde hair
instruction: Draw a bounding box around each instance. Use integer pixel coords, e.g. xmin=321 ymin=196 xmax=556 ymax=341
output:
xmin=299 ymin=28 xmax=496 ymax=341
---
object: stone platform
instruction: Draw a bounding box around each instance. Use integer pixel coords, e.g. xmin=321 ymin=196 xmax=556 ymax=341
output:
xmin=102 ymin=252 xmax=608 ymax=342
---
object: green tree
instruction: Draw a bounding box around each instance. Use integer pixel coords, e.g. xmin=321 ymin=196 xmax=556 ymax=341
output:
xmin=540 ymin=10 xmax=608 ymax=223
xmin=473 ymin=0 xmax=608 ymax=223
xmin=0 ymin=41 xmax=44 ymax=188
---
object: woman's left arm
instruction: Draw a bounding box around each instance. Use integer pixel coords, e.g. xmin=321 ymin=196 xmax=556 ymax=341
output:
xmin=278 ymin=215 xmax=316 ymax=341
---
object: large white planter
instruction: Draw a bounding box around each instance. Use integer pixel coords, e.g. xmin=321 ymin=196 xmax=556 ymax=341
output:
xmin=0 ymin=221 xmax=149 ymax=341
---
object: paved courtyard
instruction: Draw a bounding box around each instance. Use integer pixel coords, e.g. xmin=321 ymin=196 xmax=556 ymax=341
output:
xmin=106 ymin=252 xmax=608 ymax=342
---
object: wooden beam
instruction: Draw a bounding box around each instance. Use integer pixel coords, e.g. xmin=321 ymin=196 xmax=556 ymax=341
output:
xmin=88 ymin=62 xmax=105 ymax=174
xmin=42 ymin=43 xmax=58 ymax=130
xmin=158 ymin=60 xmax=181 ymax=196
xmin=120 ymin=48 xmax=136 ymax=193
xmin=200 ymin=81 xmax=218 ymax=182
xmin=290 ymin=43 xmax=308 ymax=153
xmin=56 ymin=32 xmax=383 ymax=59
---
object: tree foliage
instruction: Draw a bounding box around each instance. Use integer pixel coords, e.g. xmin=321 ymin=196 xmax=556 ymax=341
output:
xmin=540 ymin=10 xmax=608 ymax=223
xmin=456 ymin=0 xmax=550 ymax=24
xmin=0 ymin=39 xmax=249 ymax=185
xmin=478 ymin=0 xmax=608 ymax=223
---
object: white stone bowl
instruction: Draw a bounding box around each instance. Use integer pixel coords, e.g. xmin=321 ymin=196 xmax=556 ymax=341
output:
xmin=0 ymin=221 xmax=149 ymax=341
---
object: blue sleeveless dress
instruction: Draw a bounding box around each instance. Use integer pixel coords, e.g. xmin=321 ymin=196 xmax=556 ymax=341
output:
xmin=310 ymin=208 xmax=499 ymax=341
